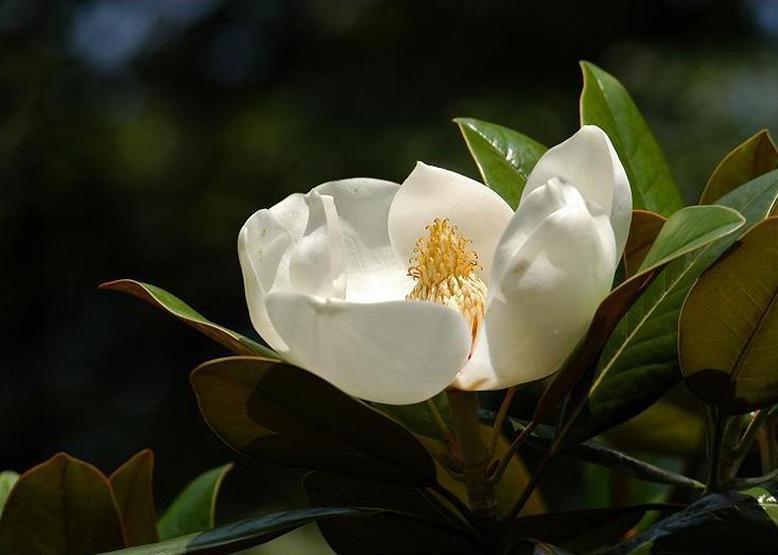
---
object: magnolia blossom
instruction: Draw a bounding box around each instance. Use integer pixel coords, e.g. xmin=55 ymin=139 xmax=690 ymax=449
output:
xmin=238 ymin=126 xmax=632 ymax=405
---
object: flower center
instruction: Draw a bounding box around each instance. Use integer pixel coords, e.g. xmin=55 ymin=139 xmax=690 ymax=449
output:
xmin=407 ymin=218 xmax=487 ymax=342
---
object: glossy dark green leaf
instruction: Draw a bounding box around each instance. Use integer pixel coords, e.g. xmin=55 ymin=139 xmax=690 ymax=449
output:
xmin=374 ymin=393 xmax=454 ymax=440
xmin=564 ymin=170 xmax=778 ymax=443
xmin=304 ymin=473 xmax=481 ymax=554
xmin=579 ymin=61 xmax=683 ymax=216
xmin=700 ymin=129 xmax=778 ymax=205
xmin=191 ymin=356 xmax=437 ymax=486
xmin=109 ymin=450 xmax=158 ymax=546
xmin=99 ymin=507 xmax=377 ymax=555
xmin=158 ymin=464 xmax=233 ymax=541
xmin=603 ymin=485 xmax=778 ymax=554
xmin=680 ymin=217 xmax=778 ymax=413
xmin=100 ymin=279 xmax=278 ymax=358
xmin=0 ymin=453 xmax=126 ymax=554
xmin=0 ymin=471 xmax=19 ymax=518
xmin=505 ymin=505 xmax=679 ymax=553
xmin=455 ymin=118 xmax=547 ymax=208
xmin=624 ymin=210 xmax=666 ymax=278
xmin=636 ymin=205 xmax=745 ymax=273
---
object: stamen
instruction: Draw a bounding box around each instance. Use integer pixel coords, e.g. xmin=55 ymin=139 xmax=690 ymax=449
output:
xmin=407 ymin=218 xmax=487 ymax=342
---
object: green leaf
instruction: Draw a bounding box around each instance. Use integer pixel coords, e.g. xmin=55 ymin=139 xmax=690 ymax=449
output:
xmin=109 ymin=450 xmax=159 ymax=546
xmin=579 ymin=61 xmax=684 ymax=216
xmin=637 ymin=205 xmax=745 ymax=273
xmin=680 ymin=217 xmax=778 ymax=413
xmin=603 ymin=485 xmax=778 ymax=554
xmin=0 ymin=453 xmax=125 ymax=555
xmin=100 ymin=279 xmax=278 ymax=358
xmin=373 ymin=392 xmax=454 ymax=440
xmin=623 ymin=210 xmax=666 ymax=278
xmin=190 ymin=356 xmax=437 ymax=486
xmin=158 ymin=464 xmax=233 ymax=541
xmin=455 ymin=118 xmax=547 ymax=208
xmin=304 ymin=473 xmax=481 ymax=554
xmin=0 ymin=471 xmax=19 ymax=518
xmin=564 ymin=170 xmax=778 ymax=444
xmin=700 ymin=129 xmax=778 ymax=205
xmin=505 ymin=505 xmax=679 ymax=553
xmin=99 ymin=507 xmax=378 ymax=555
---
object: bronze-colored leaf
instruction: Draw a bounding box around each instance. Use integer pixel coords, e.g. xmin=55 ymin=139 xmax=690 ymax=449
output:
xmin=624 ymin=210 xmax=666 ymax=278
xmin=110 ymin=450 xmax=158 ymax=547
xmin=700 ymin=130 xmax=778 ymax=205
xmin=0 ymin=453 xmax=125 ymax=554
xmin=680 ymin=217 xmax=778 ymax=413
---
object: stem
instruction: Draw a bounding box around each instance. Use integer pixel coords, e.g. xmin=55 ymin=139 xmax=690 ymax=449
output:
xmin=738 ymin=410 xmax=768 ymax=453
xmin=505 ymin=443 xmax=558 ymax=522
xmin=757 ymin=416 xmax=778 ymax=474
xmin=447 ymin=390 xmax=497 ymax=522
xmin=706 ymin=407 xmax=729 ymax=493
xmin=488 ymin=420 xmax=538 ymax=485
xmin=722 ymin=410 xmax=768 ymax=481
xmin=488 ymin=387 xmax=516 ymax=457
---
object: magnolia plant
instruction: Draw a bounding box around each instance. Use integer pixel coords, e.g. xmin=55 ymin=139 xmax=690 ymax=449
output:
xmin=2 ymin=61 xmax=778 ymax=555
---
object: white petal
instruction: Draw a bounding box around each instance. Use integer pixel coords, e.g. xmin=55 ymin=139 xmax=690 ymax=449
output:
xmin=521 ymin=125 xmax=632 ymax=258
xmin=289 ymin=192 xmax=347 ymax=299
xmin=265 ymin=292 xmax=472 ymax=404
xmin=239 ymin=179 xmax=408 ymax=349
xmin=388 ymin=162 xmax=514 ymax=280
xmin=455 ymin=187 xmax=617 ymax=390
xmin=489 ymin=177 xmax=589 ymax=290
xmin=314 ymin=179 xmax=412 ymax=303
xmin=238 ymin=194 xmax=309 ymax=351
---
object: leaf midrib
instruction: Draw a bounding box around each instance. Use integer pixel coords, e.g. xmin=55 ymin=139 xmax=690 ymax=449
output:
xmin=730 ymin=288 xmax=778 ymax=383
xmin=589 ymin=187 xmax=773 ymax=400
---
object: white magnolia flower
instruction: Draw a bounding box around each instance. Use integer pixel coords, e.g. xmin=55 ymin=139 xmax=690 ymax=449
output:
xmin=238 ymin=125 xmax=632 ymax=405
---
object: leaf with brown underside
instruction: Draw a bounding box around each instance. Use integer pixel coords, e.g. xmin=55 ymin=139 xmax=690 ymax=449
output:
xmin=680 ymin=217 xmax=778 ymax=413
xmin=191 ymin=356 xmax=437 ymax=487
xmin=624 ymin=210 xmax=666 ymax=278
xmin=100 ymin=279 xmax=278 ymax=359
xmin=0 ymin=452 xmax=126 ymax=554
xmin=700 ymin=130 xmax=778 ymax=205
xmin=110 ymin=450 xmax=158 ymax=547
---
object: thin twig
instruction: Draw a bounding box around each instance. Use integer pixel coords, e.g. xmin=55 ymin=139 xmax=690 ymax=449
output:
xmin=705 ymin=407 xmax=729 ymax=493
xmin=504 ymin=444 xmax=558 ymax=522
xmin=488 ymin=420 xmax=538 ymax=485
xmin=738 ymin=410 xmax=767 ymax=452
xmin=757 ymin=416 xmax=778 ymax=474
xmin=487 ymin=387 xmax=516 ymax=457
xmin=729 ymin=467 xmax=778 ymax=490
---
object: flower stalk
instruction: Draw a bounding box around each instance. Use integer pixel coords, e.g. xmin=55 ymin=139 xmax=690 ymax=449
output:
xmin=447 ymin=390 xmax=497 ymax=523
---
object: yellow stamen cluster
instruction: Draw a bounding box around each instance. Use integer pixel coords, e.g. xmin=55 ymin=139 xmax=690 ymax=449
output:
xmin=407 ymin=218 xmax=487 ymax=341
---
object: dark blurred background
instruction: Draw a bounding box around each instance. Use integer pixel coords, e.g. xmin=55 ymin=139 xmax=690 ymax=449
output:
xmin=1 ymin=0 xmax=777 ymax=531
